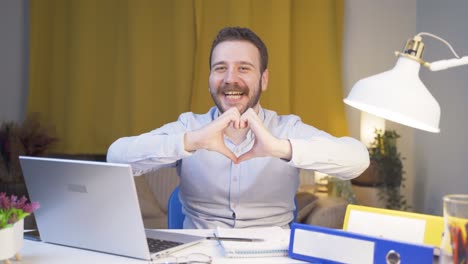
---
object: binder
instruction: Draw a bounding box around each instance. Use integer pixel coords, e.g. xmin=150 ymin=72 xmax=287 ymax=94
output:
xmin=288 ymin=223 xmax=434 ymax=264
xmin=343 ymin=204 xmax=444 ymax=248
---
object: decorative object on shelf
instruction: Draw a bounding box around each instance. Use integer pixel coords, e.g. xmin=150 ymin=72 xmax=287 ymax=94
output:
xmin=314 ymin=172 xmax=329 ymax=193
xmin=344 ymin=32 xmax=468 ymax=133
xmin=0 ymin=192 xmax=40 ymax=264
xmin=327 ymin=177 xmax=357 ymax=204
xmin=0 ymin=113 xmax=57 ymax=196
xmin=439 ymin=194 xmax=468 ymax=264
xmin=353 ymin=129 xmax=411 ymax=210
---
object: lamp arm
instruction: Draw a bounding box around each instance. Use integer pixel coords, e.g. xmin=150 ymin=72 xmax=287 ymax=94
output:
xmin=429 ymin=56 xmax=468 ymax=71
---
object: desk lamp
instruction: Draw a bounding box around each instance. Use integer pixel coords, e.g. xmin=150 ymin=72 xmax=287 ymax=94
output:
xmin=344 ymin=32 xmax=468 ymax=133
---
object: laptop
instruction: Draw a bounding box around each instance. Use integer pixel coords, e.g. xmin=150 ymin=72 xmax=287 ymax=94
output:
xmin=19 ymin=156 xmax=204 ymax=260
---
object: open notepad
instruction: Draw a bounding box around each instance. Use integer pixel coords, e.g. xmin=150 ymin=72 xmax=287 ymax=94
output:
xmin=216 ymin=226 xmax=290 ymax=258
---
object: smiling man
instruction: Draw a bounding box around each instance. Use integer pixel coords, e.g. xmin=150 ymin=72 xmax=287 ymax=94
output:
xmin=107 ymin=27 xmax=369 ymax=229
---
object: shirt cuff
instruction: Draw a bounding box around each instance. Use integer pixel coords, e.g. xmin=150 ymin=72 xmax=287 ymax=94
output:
xmin=175 ymin=132 xmax=193 ymax=158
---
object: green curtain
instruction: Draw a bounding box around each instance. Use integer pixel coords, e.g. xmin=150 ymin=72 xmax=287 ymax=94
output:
xmin=29 ymin=0 xmax=347 ymax=154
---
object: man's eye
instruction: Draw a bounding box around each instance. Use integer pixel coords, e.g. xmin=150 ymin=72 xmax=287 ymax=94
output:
xmin=239 ymin=66 xmax=250 ymax=71
xmin=214 ymin=66 xmax=226 ymax=71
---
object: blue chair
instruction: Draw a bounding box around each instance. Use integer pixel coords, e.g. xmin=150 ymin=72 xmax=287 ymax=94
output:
xmin=167 ymin=186 xmax=298 ymax=229
xmin=293 ymin=198 xmax=298 ymax=223
xmin=167 ymin=186 xmax=185 ymax=229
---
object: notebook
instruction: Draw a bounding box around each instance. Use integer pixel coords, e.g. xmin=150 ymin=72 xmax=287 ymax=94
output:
xmin=19 ymin=156 xmax=204 ymax=260
xmin=216 ymin=226 xmax=289 ymax=258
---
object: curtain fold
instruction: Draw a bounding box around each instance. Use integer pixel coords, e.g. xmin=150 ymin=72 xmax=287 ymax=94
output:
xmin=29 ymin=0 xmax=346 ymax=154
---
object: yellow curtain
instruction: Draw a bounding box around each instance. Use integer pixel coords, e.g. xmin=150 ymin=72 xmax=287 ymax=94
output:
xmin=29 ymin=0 xmax=346 ymax=154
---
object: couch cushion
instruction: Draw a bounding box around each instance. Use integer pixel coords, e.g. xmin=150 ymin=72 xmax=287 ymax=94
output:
xmin=295 ymin=192 xmax=319 ymax=223
xmin=304 ymin=197 xmax=348 ymax=229
xmin=134 ymin=176 xmax=166 ymax=228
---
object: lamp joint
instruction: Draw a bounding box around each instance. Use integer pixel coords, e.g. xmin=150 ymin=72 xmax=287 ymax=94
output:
xmin=395 ymin=36 xmax=430 ymax=67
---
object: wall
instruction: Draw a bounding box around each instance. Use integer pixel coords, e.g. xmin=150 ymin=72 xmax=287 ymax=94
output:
xmin=342 ymin=0 xmax=417 ymax=207
xmin=0 ymin=0 xmax=29 ymax=123
xmin=414 ymin=0 xmax=468 ymax=215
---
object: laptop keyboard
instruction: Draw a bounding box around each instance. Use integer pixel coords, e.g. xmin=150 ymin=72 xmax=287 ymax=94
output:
xmin=147 ymin=238 xmax=183 ymax=253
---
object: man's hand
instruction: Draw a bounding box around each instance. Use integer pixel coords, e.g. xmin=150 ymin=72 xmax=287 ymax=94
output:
xmin=237 ymin=108 xmax=292 ymax=163
xmin=184 ymin=107 xmax=246 ymax=163
xmin=184 ymin=107 xmax=291 ymax=163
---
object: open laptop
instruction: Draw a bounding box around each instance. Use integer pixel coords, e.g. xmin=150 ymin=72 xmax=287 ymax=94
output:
xmin=19 ymin=156 xmax=204 ymax=260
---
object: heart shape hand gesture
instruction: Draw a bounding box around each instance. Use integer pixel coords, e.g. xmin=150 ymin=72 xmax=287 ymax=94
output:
xmin=184 ymin=107 xmax=292 ymax=163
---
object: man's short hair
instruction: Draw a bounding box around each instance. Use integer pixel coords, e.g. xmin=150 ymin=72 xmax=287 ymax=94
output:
xmin=209 ymin=27 xmax=268 ymax=73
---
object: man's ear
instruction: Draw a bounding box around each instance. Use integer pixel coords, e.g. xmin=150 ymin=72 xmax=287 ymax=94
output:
xmin=261 ymin=69 xmax=269 ymax=92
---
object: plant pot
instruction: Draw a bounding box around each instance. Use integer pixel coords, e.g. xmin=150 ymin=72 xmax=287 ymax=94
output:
xmin=351 ymin=160 xmax=384 ymax=187
xmin=0 ymin=219 xmax=23 ymax=263
xmin=351 ymin=160 xmax=402 ymax=187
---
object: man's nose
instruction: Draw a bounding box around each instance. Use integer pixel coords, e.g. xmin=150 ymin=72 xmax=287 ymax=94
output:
xmin=224 ymin=68 xmax=240 ymax=85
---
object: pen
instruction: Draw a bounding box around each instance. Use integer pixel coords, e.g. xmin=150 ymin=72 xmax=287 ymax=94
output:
xmin=206 ymin=236 xmax=265 ymax=242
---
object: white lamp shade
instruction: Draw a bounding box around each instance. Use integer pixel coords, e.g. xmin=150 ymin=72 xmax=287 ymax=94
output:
xmin=344 ymin=57 xmax=441 ymax=133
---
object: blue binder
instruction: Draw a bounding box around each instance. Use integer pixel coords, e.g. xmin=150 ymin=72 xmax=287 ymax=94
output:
xmin=288 ymin=223 xmax=434 ymax=264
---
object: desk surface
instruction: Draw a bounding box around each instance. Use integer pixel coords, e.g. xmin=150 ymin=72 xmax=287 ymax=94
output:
xmin=18 ymin=229 xmax=308 ymax=264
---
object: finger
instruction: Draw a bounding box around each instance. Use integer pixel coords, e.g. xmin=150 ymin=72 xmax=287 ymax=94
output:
xmin=237 ymin=150 xmax=257 ymax=163
xmin=226 ymin=108 xmax=242 ymax=129
xmin=217 ymin=146 xmax=239 ymax=163
xmin=214 ymin=109 xmax=240 ymax=130
xmin=230 ymin=120 xmax=237 ymax=130
xmin=233 ymin=118 xmax=241 ymax=129
xmin=236 ymin=115 xmax=247 ymax=129
xmin=239 ymin=119 xmax=248 ymax=129
xmin=240 ymin=108 xmax=260 ymax=126
xmin=241 ymin=110 xmax=267 ymax=136
xmin=239 ymin=113 xmax=249 ymax=128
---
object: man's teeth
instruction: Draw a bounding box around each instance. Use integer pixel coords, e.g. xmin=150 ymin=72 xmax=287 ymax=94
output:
xmin=225 ymin=91 xmax=243 ymax=95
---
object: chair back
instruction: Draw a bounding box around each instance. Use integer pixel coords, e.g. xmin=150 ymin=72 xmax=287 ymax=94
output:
xmin=293 ymin=198 xmax=298 ymax=223
xmin=167 ymin=186 xmax=184 ymax=229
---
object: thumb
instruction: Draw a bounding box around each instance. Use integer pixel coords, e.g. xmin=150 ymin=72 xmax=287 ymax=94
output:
xmin=237 ymin=150 xmax=255 ymax=163
xmin=217 ymin=146 xmax=239 ymax=163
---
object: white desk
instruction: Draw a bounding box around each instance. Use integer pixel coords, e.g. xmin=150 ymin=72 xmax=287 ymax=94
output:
xmin=18 ymin=229 xmax=308 ymax=264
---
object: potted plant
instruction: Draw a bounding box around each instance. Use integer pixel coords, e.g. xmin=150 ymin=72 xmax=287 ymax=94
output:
xmin=0 ymin=114 xmax=57 ymax=230
xmin=352 ymin=129 xmax=411 ymax=210
xmin=0 ymin=114 xmax=58 ymax=196
xmin=0 ymin=192 xmax=39 ymax=263
xmin=327 ymin=177 xmax=358 ymax=204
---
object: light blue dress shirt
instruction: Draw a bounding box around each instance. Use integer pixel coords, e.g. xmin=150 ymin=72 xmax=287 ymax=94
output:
xmin=107 ymin=106 xmax=369 ymax=229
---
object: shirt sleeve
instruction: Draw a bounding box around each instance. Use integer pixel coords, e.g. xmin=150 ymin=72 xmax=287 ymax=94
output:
xmin=106 ymin=113 xmax=196 ymax=175
xmin=285 ymin=119 xmax=370 ymax=180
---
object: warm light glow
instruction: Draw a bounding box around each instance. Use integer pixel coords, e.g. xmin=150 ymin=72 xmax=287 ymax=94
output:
xmin=360 ymin=112 xmax=385 ymax=147
xmin=314 ymin=171 xmax=329 ymax=192
xmin=314 ymin=172 xmax=328 ymax=184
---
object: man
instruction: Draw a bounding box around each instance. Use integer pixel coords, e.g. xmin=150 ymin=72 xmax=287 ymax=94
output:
xmin=107 ymin=27 xmax=369 ymax=229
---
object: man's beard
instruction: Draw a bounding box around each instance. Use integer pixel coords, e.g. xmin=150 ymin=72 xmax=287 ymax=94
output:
xmin=210 ymin=79 xmax=262 ymax=114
